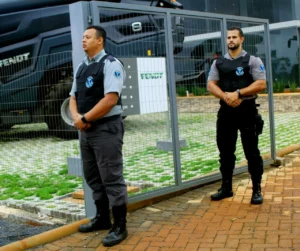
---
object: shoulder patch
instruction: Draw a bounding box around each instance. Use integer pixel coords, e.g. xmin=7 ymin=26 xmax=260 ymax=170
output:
xmin=114 ymin=71 xmax=121 ymax=79
xmin=107 ymin=55 xmax=116 ymax=62
xmin=259 ymin=64 xmax=265 ymax=72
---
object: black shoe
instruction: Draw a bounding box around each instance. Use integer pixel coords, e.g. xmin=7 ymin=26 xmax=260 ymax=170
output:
xmin=103 ymin=204 xmax=128 ymax=247
xmin=251 ymin=184 xmax=263 ymax=204
xmin=102 ymin=223 xmax=128 ymax=247
xmin=211 ymin=188 xmax=233 ymax=201
xmin=79 ymin=215 xmax=112 ymax=233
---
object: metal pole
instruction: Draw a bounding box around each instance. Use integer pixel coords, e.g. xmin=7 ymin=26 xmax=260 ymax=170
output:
xmin=69 ymin=1 xmax=96 ymax=218
xmin=165 ymin=12 xmax=182 ymax=186
xmin=296 ymin=27 xmax=300 ymax=87
xmin=166 ymin=111 xmax=171 ymax=139
xmin=221 ymin=18 xmax=228 ymax=55
xmin=264 ymin=23 xmax=277 ymax=162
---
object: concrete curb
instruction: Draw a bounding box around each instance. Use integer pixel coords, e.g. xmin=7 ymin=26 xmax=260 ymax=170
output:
xmin=260 ymin=144 xmax=300 ymax=161
xmin=0 ymin=205 xmax=68 ymax=227
xmin=0 ymin=218 xmax=90 ymax=251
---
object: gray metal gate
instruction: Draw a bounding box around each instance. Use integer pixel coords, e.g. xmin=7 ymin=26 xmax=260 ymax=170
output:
xmin=69 ymin=1 xmax=276 ymax=217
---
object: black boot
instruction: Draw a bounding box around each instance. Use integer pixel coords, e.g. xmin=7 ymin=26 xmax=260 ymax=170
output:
xmin=211 ymin=180 xmax=233 ymax=201
xmin=103 ymin=204 xmax=128 ymax=247
xmin=251 ymin=183 xmax=263 ymax=204
xmin=78 ymin=200 xmax=112 ymax=233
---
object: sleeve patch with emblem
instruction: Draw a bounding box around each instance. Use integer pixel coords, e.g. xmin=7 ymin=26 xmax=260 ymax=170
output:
xmin=114 ymin=71 xmax=121 ymax=79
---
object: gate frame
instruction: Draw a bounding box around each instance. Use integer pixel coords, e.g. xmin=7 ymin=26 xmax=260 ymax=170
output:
xmin=69 ymin=1 xmax=276 ymax=217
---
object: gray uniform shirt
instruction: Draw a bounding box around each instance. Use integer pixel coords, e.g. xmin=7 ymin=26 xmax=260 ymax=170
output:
xmin=208 ymin=50 xmax=266 ymax=82
xmin=70 ymin=49 xmax=125 ymax=118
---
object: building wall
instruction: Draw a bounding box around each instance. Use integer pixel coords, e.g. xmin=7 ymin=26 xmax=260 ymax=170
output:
xmin=182 ymin=0 xmax=296 ymax=24
xmin=295 ymin=0 xmax=300 ymax=20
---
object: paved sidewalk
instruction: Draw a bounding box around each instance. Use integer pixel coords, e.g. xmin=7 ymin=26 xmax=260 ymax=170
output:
xmin=24 ymin=151 xmax=300 ymax=250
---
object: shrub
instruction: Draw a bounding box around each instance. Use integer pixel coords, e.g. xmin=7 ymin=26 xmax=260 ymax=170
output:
xmin=273 ymin=80 xmax=285 ymax=93
xmin=176 ymin=86 xmax=186 ymax=96
xmin=191 ymin=87 xmax=206 ymax=96
xmin=288 ymin=81 xmax=297 ymax=92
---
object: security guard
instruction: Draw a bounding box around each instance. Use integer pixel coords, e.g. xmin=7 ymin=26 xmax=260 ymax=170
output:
xmin=207 ymin=26 xmax=266 ymax=204
xmin=69 ymin=25 xmax=128 ymax=247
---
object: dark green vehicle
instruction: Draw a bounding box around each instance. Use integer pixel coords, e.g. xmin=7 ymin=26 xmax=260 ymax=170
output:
xmin=0 ymin=0 xmax=184 ymax=138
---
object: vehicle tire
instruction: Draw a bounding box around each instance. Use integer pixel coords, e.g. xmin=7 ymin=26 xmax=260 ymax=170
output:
xmin=0 ymin=124 xmax=13 ymax=131
xmin=44 ymin=78 xmax=78 ymax=139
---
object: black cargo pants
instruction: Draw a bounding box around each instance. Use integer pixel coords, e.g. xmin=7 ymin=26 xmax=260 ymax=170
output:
xmin=216 ymin=102 xmax=263 ymax=183
xmin=79 ymin=116 xmax=128 ymax=207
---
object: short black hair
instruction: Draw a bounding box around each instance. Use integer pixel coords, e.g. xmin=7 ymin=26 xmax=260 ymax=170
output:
xmin=86 ymin=25 xmax=106 ymax=45
xmin=227 ymin=26 xmax=244 ymax=37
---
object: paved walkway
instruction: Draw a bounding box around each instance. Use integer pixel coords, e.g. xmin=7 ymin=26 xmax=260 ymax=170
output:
xmin=21 ymin=151 xmax=300 ymax=250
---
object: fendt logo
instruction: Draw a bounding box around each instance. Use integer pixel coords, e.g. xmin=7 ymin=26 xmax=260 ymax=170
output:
xmin=141 ymin=72 xmax=163 ymax=80
xmin=0 ymin=53 xmax=30 ymax=68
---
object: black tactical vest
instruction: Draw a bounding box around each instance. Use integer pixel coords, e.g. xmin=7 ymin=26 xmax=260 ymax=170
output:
xmin=216 ymin=54 xmax=253 ymax=92
xmin=75 ymin=54 xmax=122 ymax=114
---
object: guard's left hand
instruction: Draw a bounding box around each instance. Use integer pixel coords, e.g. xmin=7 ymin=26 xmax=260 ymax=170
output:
xmin=74 ymin=116 xmax=91 ymax=131
xmin=225 ymin=91 xmax=239 ymax=104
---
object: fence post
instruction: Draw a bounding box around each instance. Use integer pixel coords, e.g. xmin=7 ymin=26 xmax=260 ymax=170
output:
xmin=264 ymin=22 xmax=277 ymax=163
xmin=165 ymin=12 xmax=182 ymax=186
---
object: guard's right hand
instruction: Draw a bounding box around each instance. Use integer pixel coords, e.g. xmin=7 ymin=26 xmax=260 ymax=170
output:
xmin=230 ymin=99 xmax=243 ymax=108
xmin=223 ymin=92 xmax=242 ymax=107
xmin=80 ymin=123 xmax=92 ymax=131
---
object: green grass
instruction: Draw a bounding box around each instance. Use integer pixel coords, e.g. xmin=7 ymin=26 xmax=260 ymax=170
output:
xmin=158 ymin=175 xmax=173 ymax=182
xmin=0 ymin=165 xmax=81 ymax=201
xmin=1 ymin=112 xmax=300 ymax=202
xmin=183 ymin=173 xmax=196 ymax=179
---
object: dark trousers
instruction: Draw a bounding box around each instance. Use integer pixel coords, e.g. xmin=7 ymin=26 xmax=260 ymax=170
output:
xmin=216 ymin=103 xmax=263 ymax=183
xmin=79 ymin=116 xmax=128 ymax=207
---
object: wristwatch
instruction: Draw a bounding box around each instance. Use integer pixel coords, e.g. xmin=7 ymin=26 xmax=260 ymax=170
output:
xmin=81 ymin=115 xmax=88 ymax=123
xmin=236 ymin=89 xmax=241 ymax=98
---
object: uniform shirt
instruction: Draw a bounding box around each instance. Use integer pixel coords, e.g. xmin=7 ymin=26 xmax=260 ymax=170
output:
xmin=70 ymin=49 xmax=125 ymax=117
xmin=208 ymin=50 xmax=266 ymax=82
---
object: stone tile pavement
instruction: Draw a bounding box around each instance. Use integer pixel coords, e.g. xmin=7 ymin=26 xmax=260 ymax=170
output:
xmin=27 ymin=150 xmax=300 ymax=250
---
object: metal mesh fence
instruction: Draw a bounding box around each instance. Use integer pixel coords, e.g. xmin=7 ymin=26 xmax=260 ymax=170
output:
xmin=98 ymin=9 xmax=177 ymax=192
xmin=0 ymin=4 xmax=286 ymax=214
xmin=0 ymin=51 xmax=81 ymax=203
xmin=174 ymin=17 xmax=222 ymax=182
xmin=225 ymin=21 xmax=272 ymax=164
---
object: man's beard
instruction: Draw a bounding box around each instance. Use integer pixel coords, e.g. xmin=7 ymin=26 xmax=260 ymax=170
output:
xmin=228 ymin=43 xmax=240 ymax=51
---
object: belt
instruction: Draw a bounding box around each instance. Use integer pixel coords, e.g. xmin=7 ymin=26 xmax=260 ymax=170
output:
xmin=241 ymin=94 xmax=257 ymax=100
xmin=92 ymin=115 xmax=121 ymax=124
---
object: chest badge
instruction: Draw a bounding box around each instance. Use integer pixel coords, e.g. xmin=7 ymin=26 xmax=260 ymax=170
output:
xmin=86 ymin=76 xmax=94 ymax=88
xmin=236 ymin=67 xmax=244 ymax=76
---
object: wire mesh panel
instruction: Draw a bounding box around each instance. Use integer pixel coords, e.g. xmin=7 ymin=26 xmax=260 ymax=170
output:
xmin=0 ymin=51 xmax=82 ymax=204
xmin=95 ymin=7 xmax=177 ymax=195
xmin=269 ymin=27 xmax=300 ymax=150
xmin=225 ymin=21 xmax=272 ymax=168
xmin=173 ymin=17 xmax=222 ymax=182
xmin=175 ymin=17 xmax=273 ymax=184
xmin=0 ymin=0 xmax=274 ymax=214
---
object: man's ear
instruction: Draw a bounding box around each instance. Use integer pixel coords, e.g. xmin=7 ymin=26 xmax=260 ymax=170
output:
xmin=240 ymin=36 xmax=245 ymax=44
xmin=98 ymin=37 xmax=103 ymax=45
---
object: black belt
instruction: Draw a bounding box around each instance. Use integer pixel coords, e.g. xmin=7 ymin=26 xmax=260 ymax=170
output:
xmin=220 ymin=98 xmax=256 ymax=107
xmin=92 ymin=115 xmax=121 ymax=124
xmin=241 ymin=94 xmax=257 ymax=100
